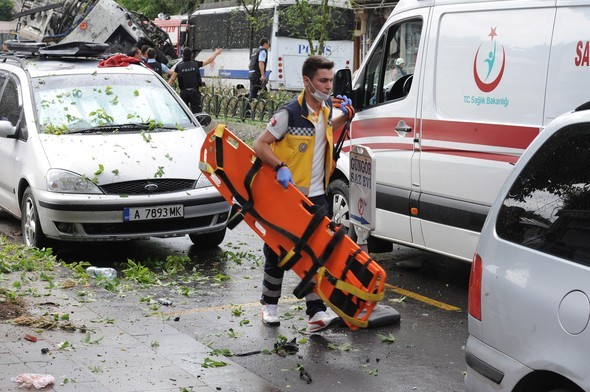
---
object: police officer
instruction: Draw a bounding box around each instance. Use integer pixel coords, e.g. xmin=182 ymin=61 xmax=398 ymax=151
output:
xmin=248 ymin=38 xmax=270 ymax=100
xmin=146 ymin=48 xmax=172 ymax=77
xmin=168 ymin=47 xmax=222 ymax=113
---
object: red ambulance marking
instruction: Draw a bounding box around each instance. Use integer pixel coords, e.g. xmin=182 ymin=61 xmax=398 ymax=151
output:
xmin=353 ymin=118 xmax=538 ymax=149
xmin=575 ymin=41 xmax=590 ymax=66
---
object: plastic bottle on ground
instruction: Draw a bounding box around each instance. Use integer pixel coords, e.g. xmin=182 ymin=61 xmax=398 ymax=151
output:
xmin=86 ymin=266 xmax=117 ymax=279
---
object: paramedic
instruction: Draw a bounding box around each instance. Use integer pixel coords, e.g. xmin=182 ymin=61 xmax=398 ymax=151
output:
xmin=252 ymin=55 xmax=355 ymax=332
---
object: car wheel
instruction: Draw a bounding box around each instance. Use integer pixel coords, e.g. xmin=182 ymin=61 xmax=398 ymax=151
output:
xmin=21 ymin=187 xmax=49 ymax=248
xmin=189 ymin=228 xmax=226 ymax=248
xmin=327 ymin=179 xmax=357 ymax=241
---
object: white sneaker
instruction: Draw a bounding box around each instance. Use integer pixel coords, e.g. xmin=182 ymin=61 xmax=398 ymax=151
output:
xmin=308 ymin=309 xmax=339 ymax=333
xmin=261 ymin=304 xmax=280 ymax=326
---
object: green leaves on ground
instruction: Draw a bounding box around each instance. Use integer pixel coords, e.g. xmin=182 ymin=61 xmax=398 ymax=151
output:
xmin=202 ymin=357 xmax=227 ymax=368
xmin=377 ymin=332 xmax=396 ymax=344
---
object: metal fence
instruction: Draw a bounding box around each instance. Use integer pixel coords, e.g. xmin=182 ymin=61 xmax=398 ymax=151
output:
xmin=200 ymin=86 xmax=294 ymax=122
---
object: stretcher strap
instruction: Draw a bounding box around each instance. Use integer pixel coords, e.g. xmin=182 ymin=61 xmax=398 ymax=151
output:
xmin=319 ymin=267 xmax=384 ymax=303
xmin=278 ymin=206 xmax=327 ymax=270
xmin=316 ymin=281 xmax=369 ymax=329
xmin=209 ymin=128 xmax=321 ymax=267
xmin=240 ymin=157 xmax=263 ymax=214
xmin=293 ymin=226 xmax=347 ymax=296
xmin=340 ymin=249 xmax=376 ymax=288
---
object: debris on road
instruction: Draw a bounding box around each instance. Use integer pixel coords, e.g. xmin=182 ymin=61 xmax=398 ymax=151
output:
xmin=297 ymin=364 xmax=312 ymax=384
xmin=12 ymin=373 xmax=56 ymax=389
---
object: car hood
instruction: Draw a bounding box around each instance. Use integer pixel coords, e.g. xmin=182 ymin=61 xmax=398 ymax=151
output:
xmin=39 ymin=128 xmax=206 ymax=184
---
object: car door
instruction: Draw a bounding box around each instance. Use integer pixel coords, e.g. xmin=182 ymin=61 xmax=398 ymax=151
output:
xmin=0 ymin=72 xmax=25 ymax=214
xmin=351 ymin=10 xmax=428 ymax=246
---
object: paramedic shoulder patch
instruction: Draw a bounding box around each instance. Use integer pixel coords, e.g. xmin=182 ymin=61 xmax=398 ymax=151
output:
xmin=299 ymin=143 xmax=308 ymax=152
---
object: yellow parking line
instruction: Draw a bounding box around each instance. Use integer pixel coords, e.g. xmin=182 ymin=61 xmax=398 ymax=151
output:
xmin=164 ymin=284 xmax=460 ymax=316
xmin=386 ymin=283 xmax=461 ymax=311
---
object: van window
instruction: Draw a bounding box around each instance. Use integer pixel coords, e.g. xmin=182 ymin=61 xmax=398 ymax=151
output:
xmin=0 ymin=76 xmax=23 ymax=128
xmin=496 ymin=123 xmax=590 ymax=265
xmin=360 ymin=18 xmax=422 ymax=108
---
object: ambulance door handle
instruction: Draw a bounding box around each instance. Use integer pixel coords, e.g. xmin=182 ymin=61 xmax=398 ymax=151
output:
xmin=395 ymin=120 xmax=412 ymax=133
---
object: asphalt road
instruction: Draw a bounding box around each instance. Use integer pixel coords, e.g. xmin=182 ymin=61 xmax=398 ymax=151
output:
xmin=0 ymin=214 xmax=470 ymax=392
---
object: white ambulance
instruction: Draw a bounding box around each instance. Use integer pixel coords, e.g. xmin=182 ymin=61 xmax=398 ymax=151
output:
xmin=331 ymin=0 xmax=590 ymax=262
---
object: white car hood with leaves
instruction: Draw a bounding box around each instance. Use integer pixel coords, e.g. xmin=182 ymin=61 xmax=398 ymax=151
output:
xmin=39 ymin=128 xmax=206 ymax=184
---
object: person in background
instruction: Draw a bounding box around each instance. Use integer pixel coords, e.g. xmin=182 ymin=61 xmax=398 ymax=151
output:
xmin=252 ymin=55 xmax=355 ymax=333
xmin=168 ymin=47 xmax=222 ymax=113
xmin=140 ymin=45 xmax=150 ymax=62
xmin=392 ymin=57 xmax=407 ymax=81
xmin=145 ymin=48 xmax=172 ymax=77
xmin=128 ymin=47 xmax=143 ymax=62
xmin=248 ymin=38 xmax=270 ymax=100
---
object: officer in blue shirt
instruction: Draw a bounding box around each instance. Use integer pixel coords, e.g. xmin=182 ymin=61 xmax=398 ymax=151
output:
xmin=248 ymin=38 xmax=270 ymax=100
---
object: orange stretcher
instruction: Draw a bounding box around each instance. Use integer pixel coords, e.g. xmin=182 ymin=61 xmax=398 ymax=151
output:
xmin=199 ymin=124 xmax=386 ymax=330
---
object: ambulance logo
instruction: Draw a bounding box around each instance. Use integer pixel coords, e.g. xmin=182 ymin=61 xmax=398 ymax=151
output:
xmin=473 ymin=27 xmax=506 ymax=93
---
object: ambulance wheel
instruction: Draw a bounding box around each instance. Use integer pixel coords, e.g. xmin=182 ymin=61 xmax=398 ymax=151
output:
xmin=189 ymin=228 xmax=226 ymax=248
xmin=328 ymin=179 xmax=357 ymax=241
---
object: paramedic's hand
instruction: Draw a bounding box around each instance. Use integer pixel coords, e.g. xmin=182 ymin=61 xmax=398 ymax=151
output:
xmin=277 ymin=167 xmax=294 ymax=189
xmin=336 ymin=95 xmax=355 ymax=120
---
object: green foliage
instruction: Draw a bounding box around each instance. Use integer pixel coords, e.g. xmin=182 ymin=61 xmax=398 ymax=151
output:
xmin=0 ymin=239 xmax=56 ymax=273
xmin=121 ymin=259 xmax=159 ymax=284
xmin=279 ymin=0 xmax=353 ymax=55
xmin=0 ymin=0 xmax=12 ymax=21
xmin=117 ymin=0 xmax=201 ymax=20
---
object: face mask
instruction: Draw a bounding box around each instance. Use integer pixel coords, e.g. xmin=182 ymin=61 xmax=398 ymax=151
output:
xmin=305 ymin=77 xmax=330 ymax=102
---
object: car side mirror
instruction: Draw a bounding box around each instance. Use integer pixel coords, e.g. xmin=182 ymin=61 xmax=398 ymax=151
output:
xmin=334 ymin=69 xmax=352 ymax=99
xmin=195 ymin=113 xmax=212 ymax=127
xmin=0 ymin=120 xmax=16 ymax=138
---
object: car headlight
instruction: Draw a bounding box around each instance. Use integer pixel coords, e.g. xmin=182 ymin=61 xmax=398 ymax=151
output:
xmin=47 ymin=169 xmax=103 ymax=194
xmin=195 ymin=173 xmax=213 ymax=189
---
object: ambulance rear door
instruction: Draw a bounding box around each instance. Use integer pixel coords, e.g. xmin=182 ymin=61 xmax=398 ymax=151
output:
xmin=350 ymin=7 xmax=430 ymax=247
xmin=417 ymin=1 xmax=555 ymax=261
xmin=546 ymin=1 xmax=590 ymax=124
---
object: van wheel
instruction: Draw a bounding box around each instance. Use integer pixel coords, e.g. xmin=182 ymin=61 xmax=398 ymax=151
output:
xmin=21 ymin=187 xmax=49 ymax=248
xmin=328 ymin=179 xmax=357 ymax=241
xmin=189 ymin=228 xmax=226 ymax=248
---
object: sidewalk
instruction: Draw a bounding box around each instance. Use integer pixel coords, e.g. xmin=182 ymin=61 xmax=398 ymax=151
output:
xmin=0 ymin=249 xmax=280 ymax=392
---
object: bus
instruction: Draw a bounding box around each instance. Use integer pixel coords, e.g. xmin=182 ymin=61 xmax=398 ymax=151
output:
xmin=187 ymin=0 xmax=354 ymax=91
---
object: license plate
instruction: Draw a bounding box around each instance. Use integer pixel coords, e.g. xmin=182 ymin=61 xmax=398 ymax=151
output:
xmin=123 ymin=204 xmax=184 ymax=222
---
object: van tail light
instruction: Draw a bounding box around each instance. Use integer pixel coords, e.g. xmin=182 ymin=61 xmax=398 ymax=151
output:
xmin=468 ymin=252 xmax=483 ymax=321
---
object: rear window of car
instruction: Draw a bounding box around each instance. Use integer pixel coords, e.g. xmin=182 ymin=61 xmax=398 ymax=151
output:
xmin=496 ymin=123 xmax=590 ymax=265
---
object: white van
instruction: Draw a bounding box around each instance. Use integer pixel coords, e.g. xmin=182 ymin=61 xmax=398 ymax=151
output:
xmin=331 ymin=0 xmax=590 ymax=261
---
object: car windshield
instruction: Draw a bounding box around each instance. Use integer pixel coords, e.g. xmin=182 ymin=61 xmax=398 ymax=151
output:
xmin=32 ymin=73 xmax=192 ymax=134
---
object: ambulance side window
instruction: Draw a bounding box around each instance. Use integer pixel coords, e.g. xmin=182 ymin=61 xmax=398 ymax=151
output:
xmin=361 ymin=18 xmax=423 ymax=108
xmin=361 ymin=36 xmax=385 ymax=108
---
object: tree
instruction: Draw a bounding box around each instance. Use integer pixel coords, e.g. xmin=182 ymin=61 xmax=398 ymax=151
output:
xmin=117 ymin=0 xmax=202 ymax=19
xmin=0 ymin=0 xmax=13 ymax=21
xmin=237 ymin=0 xmax=272 ymax=55
xmin=279 ymin=0 xmax=353 ymax=56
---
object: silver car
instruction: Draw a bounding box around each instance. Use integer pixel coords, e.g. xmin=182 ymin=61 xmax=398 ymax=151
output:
xmin=0 ymin=42 xmax=229 ymax=248
xmin=465 ymin=105 xmax=590 ymax=392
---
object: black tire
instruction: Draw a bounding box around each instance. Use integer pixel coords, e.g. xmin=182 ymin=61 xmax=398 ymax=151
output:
xmin=189 ymin=228 xmax=226 ymax=248
xmin=21 ymin=187 xmax=49 ymax=248
xmin=327 ymin=178 xmax=357 ymax=241
xmin=548 ymin=389 xmax=577 ymax=392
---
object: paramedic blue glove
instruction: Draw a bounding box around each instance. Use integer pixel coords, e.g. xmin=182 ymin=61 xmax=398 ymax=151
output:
xmin=276 ymin=166 xmax=294 ymax=189
xmin=335 ymin=94 xmax=355 ymax=120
